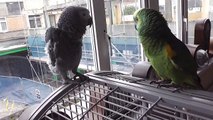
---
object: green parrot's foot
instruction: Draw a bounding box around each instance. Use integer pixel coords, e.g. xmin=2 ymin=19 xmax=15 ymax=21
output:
xmin=172 ymin=88 xmax=182 ymax=93
xmin=150 ymin=79 xmax=171 ymax=84
xmin=157 ymin=83 xmax=182 ymax=92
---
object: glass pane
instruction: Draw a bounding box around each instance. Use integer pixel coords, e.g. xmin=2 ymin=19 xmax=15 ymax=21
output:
xmin=1 ymin=22 xmax=7 ymax=31
xmin=159 ymin=0 xmax=177 ymax=35
xmin=0 ymin=0 xmax=94 ymax=91
xmin=6 ymin=2 xmax=22 ymax=15
xmin=49 ymin=15 xmax=56 ymax=27
xmin=29 ymin=19 xmax=35 ymax=28
xmin=104 ymin=0 xmax=142 ymax=73
xmin=26 ymin=0 xmax=94 ymax=87
xmin=188 ymin=0 xmax=212 ymax=44
xmin=36 ymin=17 xmax=41 ymax=27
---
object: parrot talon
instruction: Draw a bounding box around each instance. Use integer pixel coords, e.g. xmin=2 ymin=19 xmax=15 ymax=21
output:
xmin=157 ymin=83 xmax=183 ymax=92
xmin=150 ymin=79 xmax=171 ymax=84
xmin=73 ymin=74 xmax=89 ymax=82
xmin=129 ymin=79 xmax=144 ymax=83
xmin=172 ymin=88 xmax=182 ymax=93
xmin=63 ymin=79 xmax=81 ymax=85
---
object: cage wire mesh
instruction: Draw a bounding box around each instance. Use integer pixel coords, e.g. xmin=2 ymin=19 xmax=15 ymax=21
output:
xmin=22 ymin=71 xmax=213 ymax=120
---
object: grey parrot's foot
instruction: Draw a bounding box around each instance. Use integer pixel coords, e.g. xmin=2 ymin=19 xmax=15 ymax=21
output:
xmin=73 ymin=73 xmax=89 ymax=82
xmin=63 ymin=79 xmax=81 ymax=85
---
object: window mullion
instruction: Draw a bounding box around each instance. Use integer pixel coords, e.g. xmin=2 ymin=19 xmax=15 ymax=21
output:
xmin=90 ymin=0 xmax=111 ymax=71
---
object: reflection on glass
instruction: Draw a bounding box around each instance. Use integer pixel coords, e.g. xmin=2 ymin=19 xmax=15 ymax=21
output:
xmin=105 ymin=0 xmax=142 ymax=73
xmin=188 ymin=0 xmax=213 ymax=44
xmin=159 ymin=0 xmax=177 ymax=35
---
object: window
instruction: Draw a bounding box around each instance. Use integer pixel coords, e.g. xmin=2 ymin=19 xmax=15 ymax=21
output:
xmin=49 ymin=15 xmax=56 ymax=27
xmin=188 ymin=0 xmax=213 ymax=44
xmin=159 ymin=0 xmax=213 ymax=44
xmin=104 ymin=0 xmax=141 ymax=73
xmin=0 ymin=18 xmax=7 ymax=32
xmin=27 ymin=1 xmax=96 ymax=75
xmin=28 ymin=15 xmax=42 ymax=28
xmin=6 ymin=2 xmax=23 ymax=15
xmin=159 ymin=0 xmax=177 ymax=35
xmin=188 ymin=0 xmax=201 ymax=13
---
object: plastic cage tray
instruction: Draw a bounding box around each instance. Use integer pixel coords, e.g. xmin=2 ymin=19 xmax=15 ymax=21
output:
xmin=19 ymin=71 xmax=213 ymax=120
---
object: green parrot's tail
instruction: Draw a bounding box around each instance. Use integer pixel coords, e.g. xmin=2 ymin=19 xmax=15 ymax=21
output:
xmin=193 ymin=75 xmax=204 ymax=90
xmin=185 ymin=75 xmax=204 ymax=90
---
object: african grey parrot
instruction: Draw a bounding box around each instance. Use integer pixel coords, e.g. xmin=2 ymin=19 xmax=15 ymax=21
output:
xmin=45 ymin=6 xmax=92 ymax=84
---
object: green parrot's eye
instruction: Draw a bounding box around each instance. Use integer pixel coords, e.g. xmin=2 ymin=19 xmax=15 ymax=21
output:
xmin=134 ymin=17 xmax=138 ymax=22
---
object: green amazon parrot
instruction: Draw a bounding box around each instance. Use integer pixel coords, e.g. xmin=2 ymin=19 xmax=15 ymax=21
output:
xmin=133 ymin=8 xmax=203 ymax=89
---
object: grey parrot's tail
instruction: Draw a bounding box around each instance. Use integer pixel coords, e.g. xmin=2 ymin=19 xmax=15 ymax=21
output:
xmin=45 ymin=40 xmax=58 ymax=75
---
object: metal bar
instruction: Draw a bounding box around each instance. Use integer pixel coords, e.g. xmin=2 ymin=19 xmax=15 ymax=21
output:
xmin=118 ymin=105 xmax=141 ymax=119
xmin=73 ymin=88 xmax=79 ymax=120
xmin=42 ymin=115 xmax=54 ymax=120
xmin=56 ymin=103 xmax=86 ymax=113
xmin=67 ymin=94 xmax=73 ymax=119
xmin=73 ymin=87 xmax=108 ymax=96
xmin=114 ymin=91 xmax=153 ymax=104
xmin=23 ymin=72 xmax=213 ymax=120
xmin=95 ymin=103 xmax=136 ymax=120
xmin=69 ymin=91 xmax=106 ymax=102
xmin=49 ymin=110 xmax=71 ymax=120
xmin=146 ymin=114 xmax=166 ymax=120
xmin=152 ymin=109 xmax=185 ymax=120
xmin=139 ymin=97 xmax=162 ymax=119
xmin=82 ymin=83 xmax=89 ymax=119
xmin=88 ymin=73 xmax=213 ymax=117
xmin=29 ymin=83 xmax=80 ymax=120
xmin=26 ymin=56 xmax=42 ymax=83
xmin=78 ymin=86 xmax=84 ymax=117
xmin=90 ymin=110 xmax=114 ymax=120
xmin=103 ymin=100 xmax=143 ymax=115
xmin=157 ymin=104 xmax=212 ymax=120
xmin=104 ymin=99 xmax=144 ymax=119
xmin=79 ymin=87 xmax=119 ymax=119
xmin=154 ymin=106 xmax=176 ymax=115
xmin=108 ymin=95 xmax=149 ymax=110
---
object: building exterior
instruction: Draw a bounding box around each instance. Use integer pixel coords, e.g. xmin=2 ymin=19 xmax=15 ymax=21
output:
xmin=0 ymin=0 xmax=27 ymax=42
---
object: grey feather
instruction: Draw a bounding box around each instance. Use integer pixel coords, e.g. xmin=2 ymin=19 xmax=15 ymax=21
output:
xmin=45 ymin=6 xmax=92 ymax=84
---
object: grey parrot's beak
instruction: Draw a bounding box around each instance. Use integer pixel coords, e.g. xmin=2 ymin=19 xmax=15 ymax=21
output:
xmin=134 ymin=24 xmax=138 ymax=31
xmin=87 ymin=17 xmax=93 ymax=27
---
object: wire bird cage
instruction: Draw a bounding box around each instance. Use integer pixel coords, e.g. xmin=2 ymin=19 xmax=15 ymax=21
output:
xmin=19 ymin=71 xmax=213 ymax=120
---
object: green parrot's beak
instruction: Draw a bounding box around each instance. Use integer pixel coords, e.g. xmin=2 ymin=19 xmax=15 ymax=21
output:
xmin=133 ymin=13 xmax=138 ymax=31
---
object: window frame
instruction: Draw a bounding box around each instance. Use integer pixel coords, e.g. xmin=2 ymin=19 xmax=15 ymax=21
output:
xmin=6 ymin=2 xmax=23 ymax=15
xmin=0 ymin=17 xmax=8 ymax=32
xmin=28 ymin=15 xmax=42 ymax=29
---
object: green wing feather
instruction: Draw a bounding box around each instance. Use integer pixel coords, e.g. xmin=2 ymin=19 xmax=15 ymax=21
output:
xmin=167 ymin=33 xmax=198 ymax=75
